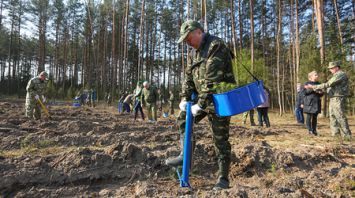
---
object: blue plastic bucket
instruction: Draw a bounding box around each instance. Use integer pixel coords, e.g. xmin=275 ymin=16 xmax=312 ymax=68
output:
xmin=73 ymin=98 xmax=81 ymax=107
xmin=212 ymin=80 xmax=266 ymax=117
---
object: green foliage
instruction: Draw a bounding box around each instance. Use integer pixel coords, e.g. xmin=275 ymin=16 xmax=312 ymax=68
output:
xmin=46 ymin=80 xmax=56 ymax=99
xmin=67 ymin=86 xmax=76 ymax=99
xmin=299 ymin=34 xmax=321 ymax=83
xmin=233 ymin=49 xmax=266 ymax=86
xmin=57 ymin=87 xmax=65 ymax=99
xmin=213 ymin=82 xmax=237 ymax=94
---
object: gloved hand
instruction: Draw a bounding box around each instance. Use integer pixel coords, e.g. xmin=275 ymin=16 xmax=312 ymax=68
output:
xmin=191 ymin=104 xmax=202 ymax=116
xmin=179 ymin=100 xmax=187 ymax=111
xmin=42 ymin=95 xmax=46 ymax=102
xmin=34 ymin=95 xmax=40 ymax=100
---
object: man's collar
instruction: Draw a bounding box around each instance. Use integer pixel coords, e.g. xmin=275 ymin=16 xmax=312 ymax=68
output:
xmin=197 ymin=33 xmax=208 ymax=51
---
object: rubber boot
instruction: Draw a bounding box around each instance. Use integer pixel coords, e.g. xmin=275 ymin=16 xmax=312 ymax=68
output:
xmin=165 ymin=136 xmax=195 ymax=167
xmin=213 ymin=159 xmax=230 ymax=190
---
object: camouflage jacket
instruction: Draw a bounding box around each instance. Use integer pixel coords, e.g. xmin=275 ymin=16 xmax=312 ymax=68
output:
xmin=134 ymin=87 xmax=143 ymax=102
xmin=313 ymin=70 xmax=349 ymax=98
xmin=26 ymin=77 xmax=47 ymax=99
xmin=181 ymin=33 xmax=236 ymax=109
xmin=141 ymin=86 xmax=158 ymax=105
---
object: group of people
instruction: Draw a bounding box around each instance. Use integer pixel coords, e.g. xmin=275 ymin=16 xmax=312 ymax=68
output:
xmin=295 ymin=61 xmax=351 ymax=140
xmin=25 ymin=20 xmax=352 ymax=191
xmin=118 ymin=81 xmax=175 ymax=123
xmin=242 ymin=86 xmax=271 ymax=128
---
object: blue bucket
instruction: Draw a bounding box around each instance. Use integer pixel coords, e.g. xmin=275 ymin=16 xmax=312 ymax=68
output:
xmin=212 ymin=80 xmax=266 ymax=117
xmin=73 ymin=98 xmax=81 ymax=107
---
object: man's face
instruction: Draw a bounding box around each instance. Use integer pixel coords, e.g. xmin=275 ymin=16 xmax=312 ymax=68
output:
xmin=185 ymin=29 xmax=203 ymax=49
xmin=329 ymin=66 xmax=339 ymax=74
xmin=39 ymin=74 xmax=46 ymax=81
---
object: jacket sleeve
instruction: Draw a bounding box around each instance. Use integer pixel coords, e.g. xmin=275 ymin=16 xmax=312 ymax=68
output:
xmin=26 ymin=79 xmax=35 ymax=97
xmin=313 ymin=73 xmax=345 ymax=90
xmin=198 ymin=40 xmax=230 ymax=109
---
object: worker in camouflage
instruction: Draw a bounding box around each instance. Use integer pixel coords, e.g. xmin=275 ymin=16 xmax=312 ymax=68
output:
xmin=306 ymin=61 xmax=352 ymax=140
xmin=141 ymin=81 xmax=159 ymax=122
xmin=165 ymin=20 xmax=236 ymax=190
xmin=25 ymin=71 xmax=48 ymax=120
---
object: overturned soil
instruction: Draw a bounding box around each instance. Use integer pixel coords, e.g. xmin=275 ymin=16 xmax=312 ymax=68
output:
xmin=0 ymin=99 xmax=354 ymax=197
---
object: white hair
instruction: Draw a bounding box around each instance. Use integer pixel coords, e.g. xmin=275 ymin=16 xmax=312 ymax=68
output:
xmin=143 ymin=81 xmax=149 ymax=86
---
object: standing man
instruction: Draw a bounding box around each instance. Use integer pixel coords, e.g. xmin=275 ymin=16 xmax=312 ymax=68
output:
xmin=25 ymin=71 xmax=48 ymax=120
xmin=165 ymin=20 xmax=236 ymax=190
xmin=141 ymin=81 xmax=159 ymax=122
xmin=168 ymin=90 xmax=175 ymax=115
xmin=306 ymin=61 xmax=352 ymax=140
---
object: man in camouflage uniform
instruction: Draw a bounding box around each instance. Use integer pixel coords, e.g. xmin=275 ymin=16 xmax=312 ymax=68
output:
xmin=306 ymin=61 xmax=352 ymax=140
xmin=165 ymin=20 xmax=236 ymax=190
xmin=25 ymin=71 xmax=48 ymax=120
xmin=141 ymin=81 xmax=159 ymax=122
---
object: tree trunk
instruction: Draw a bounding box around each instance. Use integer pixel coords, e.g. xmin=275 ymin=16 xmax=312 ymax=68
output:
xmin=332 ymin=0 xmax=343 ymax=54
xmin=314 ymin=0 xmax=327 ymax=117
xmin=238 ymin=0 xmax=243 ymax=52
xmin=250 ymin=0 xmax=254 ymax=74
xmin=137 ymin=0 xmax=145 ymax=79
xmin=276 ymin=0 xmax=283 ymax=116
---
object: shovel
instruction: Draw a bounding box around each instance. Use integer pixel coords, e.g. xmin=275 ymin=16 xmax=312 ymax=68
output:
xmin=37 ymin=98 xmax=52 ymax=119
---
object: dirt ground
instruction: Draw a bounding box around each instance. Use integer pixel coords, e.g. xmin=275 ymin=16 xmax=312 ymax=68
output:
xmin=0 ymin=99 xmax=354 ymax=198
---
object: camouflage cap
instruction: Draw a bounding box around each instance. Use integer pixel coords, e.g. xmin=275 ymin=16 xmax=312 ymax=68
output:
xmin=39 ymin=71 xmax=48 ymax=78
xmin=328 ymin=61 xmax=341 ymax=69
xmin=177 ymin=20 xmax=203 ymax=43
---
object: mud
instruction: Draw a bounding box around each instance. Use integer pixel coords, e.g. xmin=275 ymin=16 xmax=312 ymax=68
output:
xmin=0 ymin=100 xmax=354 ymax=197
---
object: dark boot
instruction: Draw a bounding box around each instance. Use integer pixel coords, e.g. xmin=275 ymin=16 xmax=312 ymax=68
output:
xmin=165 ymin=137 xmax=195 ymax=167
xmin=265 ymin=117 xmax=270 ymax=128
xmin=213 ymin=159 xmax=230 ymax=190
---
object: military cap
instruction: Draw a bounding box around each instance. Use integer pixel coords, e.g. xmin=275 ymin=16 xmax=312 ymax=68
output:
xmin=328 ymin=61 xmax=341 ymax=69
xmin=177 ymin=20 xmax=203 ymax=43
xmin=39 ymin=71 xmax=48 ymax=78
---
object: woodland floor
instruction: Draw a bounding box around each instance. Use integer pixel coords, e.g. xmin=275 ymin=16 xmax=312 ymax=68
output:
xmin=0 ymin=99 xmax=354 ymax=198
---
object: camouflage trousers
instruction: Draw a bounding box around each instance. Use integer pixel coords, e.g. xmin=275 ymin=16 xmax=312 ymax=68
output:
xmin=145 ymin=103 xmax=157 ymax=121
xmin=177 ymin=110 xmax=231 ymax=178
xmin=242 ymin=109 xmax=255 ymax=125
xmin=25 ymin=99 xmax=41 ymax=120
xmin=329 ymin=97 xmax=351 ymax=137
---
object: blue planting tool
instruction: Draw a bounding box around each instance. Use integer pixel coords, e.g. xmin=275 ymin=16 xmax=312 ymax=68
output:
xmin=179 ymin=101 xmax=193 ymax=188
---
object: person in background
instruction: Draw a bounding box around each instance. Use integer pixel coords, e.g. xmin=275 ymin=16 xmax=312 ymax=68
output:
xmin=256 ymin=86 xmax=270 ymax=127
xmin=302 ymin=71 xmax=323 ymax=136
xmin=242 ymin=109 xmax=256 ymax=126
xmin=141 ymin=81 xmax=159 ymax=122
xmin=117 ymin=91 xmax=125 ymax=113
xmin=133 ymin=82 xmax=145 ymax=121
xmin=25 ymin=71 xmax=48 ymax=120
xmin=295 ymin=83 xmax=305 ymax=125
xmin=305 ymin=61 xmax=352 ymax=140
xmin=123 ymin=93 xmax=134 ymax=113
